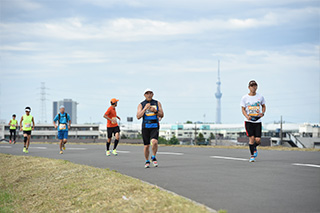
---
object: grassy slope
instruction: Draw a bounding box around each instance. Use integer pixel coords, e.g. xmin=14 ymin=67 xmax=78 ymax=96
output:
xmin=0 ymin=154 xmax=214 ymax=213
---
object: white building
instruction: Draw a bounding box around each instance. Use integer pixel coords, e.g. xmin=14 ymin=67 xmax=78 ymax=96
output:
xmin=0 ymin=124 xmax=99 ymax=141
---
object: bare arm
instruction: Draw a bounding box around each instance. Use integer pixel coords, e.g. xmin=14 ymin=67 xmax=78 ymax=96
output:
xmin=137 ymin=103 xmax=149 ymax=120
xmin=157 ymin=101 xmax=164 ymax=118
xmin=103 ymin=114 xmax=113 ymax=122
xmin=8 ymin=120 xmax=11 ymax=126
xmin=68 ymin=120 xmax=71 ymax=129
xmin=20 ymin=116 xmax=23 ymax=130
xmin=32 ymin=117 xmax=35 ymax=130
xmin=259 ymin=104 xmax=266 ymax=117
xmin=241 ymin=107 xmax=251 ymax=120
xmin=53 ymin=120 xmax=57 ymax=128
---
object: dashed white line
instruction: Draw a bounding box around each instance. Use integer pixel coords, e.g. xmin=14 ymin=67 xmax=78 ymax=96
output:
xmin=0 ymin=146 xmax=12 ymax=148
xmin=67 ymin=148 xmax=87 ymax=150
xmin=210 ymin=156 xmax=247 ymax=161
xmin=116 ymin=151 xmax=131 ymax=153
xmin=158 ymin=152 xmax=184 ymax=156
xmin=30 ymin=147 xmax=48 ymax=150
xmin=292 ymin=163 xmax=320 ymax=168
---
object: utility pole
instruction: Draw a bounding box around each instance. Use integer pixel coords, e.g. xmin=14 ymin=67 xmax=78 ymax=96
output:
xmin=280 ymin=116 xmax=283 ymax=145
xmin=194 ymin=123 xmax=197 ymax=145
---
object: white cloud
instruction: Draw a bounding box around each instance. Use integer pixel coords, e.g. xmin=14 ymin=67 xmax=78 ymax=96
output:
xmin=1 ymin=6 xmax=317 ymax=43
xmin=0 ymin=42 xmax=40 ymax=51
xmin=2 ymin=0 xmax=42 ymax=10
xmin=0 ymin=14 xmax=281 ymax=42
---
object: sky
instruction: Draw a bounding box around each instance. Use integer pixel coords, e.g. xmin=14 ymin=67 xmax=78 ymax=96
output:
xmin=0 ymin=0 xmax=319 ymax=125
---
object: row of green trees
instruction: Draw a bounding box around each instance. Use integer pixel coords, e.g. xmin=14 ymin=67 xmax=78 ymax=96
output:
xmin=158 ymin=136 xmax=180 ymax=145
xmin=122 ymin=132 xmax=215 ymax=145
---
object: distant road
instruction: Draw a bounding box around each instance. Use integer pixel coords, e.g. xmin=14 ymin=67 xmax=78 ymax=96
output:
xmin=1 ymin=143 xmax=320 ymax=213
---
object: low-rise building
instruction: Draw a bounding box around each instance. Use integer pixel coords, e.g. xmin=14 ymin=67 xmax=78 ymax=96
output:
xmin=0 ymin=124 xmax=99 ymax=142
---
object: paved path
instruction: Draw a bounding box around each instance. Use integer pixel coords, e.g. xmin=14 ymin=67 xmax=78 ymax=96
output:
xmin=1 ymin=143 xmax=320 ymax=213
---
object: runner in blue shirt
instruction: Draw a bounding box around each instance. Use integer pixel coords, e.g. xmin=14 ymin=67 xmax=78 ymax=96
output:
xmin=53 ymin=105 xmax=71 ymax=154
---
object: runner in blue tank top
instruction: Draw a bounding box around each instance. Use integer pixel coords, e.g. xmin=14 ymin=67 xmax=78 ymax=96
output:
xmin=137 ymin=88 xmax=164 ymax=168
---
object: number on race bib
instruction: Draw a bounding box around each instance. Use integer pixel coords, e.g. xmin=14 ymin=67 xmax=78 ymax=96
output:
xmin=111 ymin=117 xmax=117 ymax=124
xmin=59 ymin=124 xmax=66 ymax=130
xmin=248 ymin=106 xmax=260 ymax=117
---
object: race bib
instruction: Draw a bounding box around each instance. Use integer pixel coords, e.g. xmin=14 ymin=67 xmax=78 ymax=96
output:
xmin=111 ymin=117 xmax=117 ymax=124
xmin=59 ymin=124 xmax=66 ymax=130
xmin=146 ymin=105 xmax=157 ymax=116
xmin=248 ymin=106 xmax=260 ymax=117
xmin=25 ymin=123 xmax=31 ymax=128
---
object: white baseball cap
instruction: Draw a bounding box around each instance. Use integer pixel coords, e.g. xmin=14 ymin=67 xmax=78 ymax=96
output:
xmin=144 ymin=88 xmax=153 ymax=94
xmin=60 ymin=105 xmax=65 ymax=109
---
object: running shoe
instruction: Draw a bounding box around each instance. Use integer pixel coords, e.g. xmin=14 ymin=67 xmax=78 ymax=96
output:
xmin=13 ymin=141 xmax=16 ymax=144
xmin=106 ymin=150 xmax=111 ymax=156
xmin=151 ymin=157 xmax=158 ymax=167
xmin=145 ymin=161 xmax=150 ymax=168
xmin=253 ymin=150 xmax=258 ymax=158
xmin=23 ymin=147 xmax=26 ymax=153
xmin=249 ymin=156 xmax=255 ymax=162
xmin=112 ymin=149 xmax=118 ymax=156
xmin=9 ymin=140 xmax=12 ymax=144
xmin=25 ymin=149 xmax=29 ymax=154
xmin=60 ymin=151 xmax=63 ymax=154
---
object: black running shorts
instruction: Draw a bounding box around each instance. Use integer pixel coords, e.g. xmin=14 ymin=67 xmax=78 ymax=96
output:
xmin=142 ymin=128 xmax=159 ymax=145
xmin=107 ymin=126 xmax=120 ymax=139
xmin=245 ymin=122 xmax=262 ymax=138
xmin=23 ymin=131 xmax=32 ymax=135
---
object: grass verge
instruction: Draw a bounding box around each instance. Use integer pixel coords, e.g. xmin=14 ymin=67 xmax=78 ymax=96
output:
xmin=0 ymin=153 xmax=216 ymax=213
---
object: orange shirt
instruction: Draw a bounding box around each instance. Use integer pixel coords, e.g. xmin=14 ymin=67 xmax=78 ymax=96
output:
xmin=105 ymin=106 xmax=118 ymax=128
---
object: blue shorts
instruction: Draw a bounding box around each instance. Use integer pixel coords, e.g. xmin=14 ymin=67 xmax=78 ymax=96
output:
xmin=58 ymin=131 xmax=68 ymax=140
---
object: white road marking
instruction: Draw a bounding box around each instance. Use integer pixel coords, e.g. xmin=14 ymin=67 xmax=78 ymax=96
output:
xmin=67 ymin=148 xmax=87 ymax=150
xmin=30 ymin=147 xmax=47 ymax=149
xmin=210 ymin=156 xmax=247 ymax=161
xmin=292 ymin=163 xmax=320 ymax=168
xmin=157 ymin=152 xmax=184 ymax=156
xmin=116 ymin=151 xmax=130 ymax=153
xmin=0 ymin=146 xmax=12 ymax=148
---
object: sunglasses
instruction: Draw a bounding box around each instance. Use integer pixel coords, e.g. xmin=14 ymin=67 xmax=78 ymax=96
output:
xmin=249 ymin=83 xmax=257 ymax=87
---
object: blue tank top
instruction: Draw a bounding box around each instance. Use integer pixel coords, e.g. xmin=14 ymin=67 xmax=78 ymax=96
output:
xmin=141 ymin=99 xmax=159 ymax=129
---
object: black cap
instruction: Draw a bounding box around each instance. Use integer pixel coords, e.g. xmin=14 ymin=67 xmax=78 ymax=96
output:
xmin=12 ymin=114 xmax=16 ymax=117
xmin=25 ymin=106 xmax=31 ymax=112
xmin=248 ymin=80 xmax=258 ymax=86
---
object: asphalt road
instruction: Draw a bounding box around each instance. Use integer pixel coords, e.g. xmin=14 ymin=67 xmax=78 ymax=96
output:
xmin=1 ymin=143 xmax=320 ymax=213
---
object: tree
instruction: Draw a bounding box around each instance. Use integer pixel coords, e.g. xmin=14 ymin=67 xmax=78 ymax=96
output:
xmin=185 ymin=121 xmax=193 ymax=124
xmin=158 ymin=137 xmax=168 ymax=144
xmin=121 ymin=134 xmax=128 ymax=139
xmin=137 ymin=132 xmax=142 ymax=139
xmin=168 ymin=136 xmax=179 ymax=145
xmin=197 ymin=133 xmax=205 ymax=142
xmin=210 ymin=133 xmax=215 ymax=140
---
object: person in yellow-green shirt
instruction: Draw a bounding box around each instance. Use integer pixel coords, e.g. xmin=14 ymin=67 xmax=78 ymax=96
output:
xmin=8 ymin=114 xmax=18 ymax=144
xmin=19 ymin=106 xmax=35 ymax=154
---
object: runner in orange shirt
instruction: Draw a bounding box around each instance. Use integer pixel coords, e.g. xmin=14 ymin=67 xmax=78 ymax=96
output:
xmin=103 ymin=98 xmax=121 ymax=156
